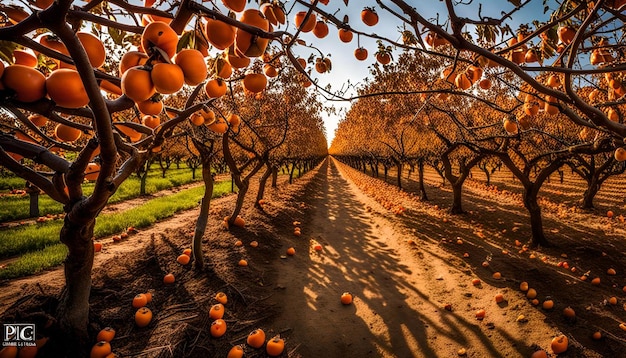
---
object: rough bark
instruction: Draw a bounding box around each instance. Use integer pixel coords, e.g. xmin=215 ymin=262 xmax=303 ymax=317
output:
xmin=255 ymin=163 xmax=272 ymax=207
xmin=56 ymin=213 xmax=95 ymax=357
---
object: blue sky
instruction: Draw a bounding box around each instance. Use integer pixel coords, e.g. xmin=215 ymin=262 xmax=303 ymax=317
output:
xmin=279 ymin=0 xmax=554 ymax=146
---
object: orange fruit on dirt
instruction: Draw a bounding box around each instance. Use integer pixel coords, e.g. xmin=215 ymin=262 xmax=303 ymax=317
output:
xmin=94 ymin=242 xmax=102 ymax=252
xmin=209 ymin=303 xmax=225 ymax=320
xmin=526 ymin=288 xmax=537 ymax=299
xmin=563 ymin=306 xmax=575 ymax=319
xmin=592 ymin=331 xmax=601 ymax=340
xmin=210 ymin=319 xmax=227 ymax=338
xmin=46 ymin=69 xmax=89 ymax=108
xmin=495 ymin=293 xmax=504 ymax=303
xmin=542 ymin=299 xmax=554 ymax=310
xmin=177 ymin=254 xmax=191 ymax=265
xmin=96 ymin=327 xmax=116 ymax=342
xmin=266 ymin=336 xmax=285 ymax=356
xmin=54 ymin=123 xmax=82 ymax=142
xmin=141 ymin=21 xmax=179 ymax=58
xmin=215 ymin=292 xmax=228 ymax=305
xmin=132 ymin=293 xmax=148 ymax=308
xmin=233 ymin=216 xmax=245 ymax=227
xmin=591 ymin=277 xmax=601 ymax=285
xmin=608 ymin=296 xmax=618 ymax=305
xmin=238 ymin=259 xmax=248 ymax=267
xmin=1 ymin=65 xmax=47 ymax=103
xmin=121 ymin=66 xmax=156 ymax=103
xmin=530 ymin=350 xmax=548 ymax=358
xmin=163 ymin=273 xmax=175 ymax=284
xmin=551 ymin=334 xmax=568 ymax=354
xmin=90 ymin=341 xmax=111 ymax=358
xmin=227 ymin=345 xmax=244 ymax=358
xmin=471 ymin=278 xmax=481 ymax=286
xmin=519 ymin=281 xmax=529 ymax=291
xmin=174 ymin=49 xmax=208 ymax=86
xmin=134 ymin=307 xmax=153 ymax=327
xmin=340 ymin=292 xmax=353 ymax=305
xmin=205 ymin=18 xmax=236 ymax=51
xmin=286 ymin=247 xmax=296 ymax=256
xmin=246 ymin=329 xmax=266 ymax=348
xmin=475 ymin=309 xmax=486 ymax=320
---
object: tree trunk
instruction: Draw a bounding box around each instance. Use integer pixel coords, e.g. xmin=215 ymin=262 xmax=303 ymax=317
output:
xmin=289 ymin=163 xmax=296 ymax=184
xmin=523 ymin=187 xmax=550 ymax=247
xmin=417 ymin=159 xmax=428 ymax=201
xmin=26 ymin=183 xmax=40 ymax=217
xmin=191 ymin=158 xmax=213 ymax=271
xmin=450 ymin=182 xmax=464 ymax=214
xmin=255 ymin=165 xmax=272 ymax=207
xmin=139 ymin=172 xmax=147 ymax=195
xmin=581 ymin=177 xmax=601 ymax=209
xmin=56 ymin=215 xmax=95 ymax=357
xmin=482 ymin=167 xmax=491 ymax=186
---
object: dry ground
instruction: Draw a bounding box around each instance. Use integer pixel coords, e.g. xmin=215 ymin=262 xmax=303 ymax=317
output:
xmin=1 ymin=157 xmax=625 ymax=357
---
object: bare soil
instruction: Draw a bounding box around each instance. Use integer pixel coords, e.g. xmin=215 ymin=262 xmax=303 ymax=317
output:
xmin=1 ymin=158 xmax=625 ymax=357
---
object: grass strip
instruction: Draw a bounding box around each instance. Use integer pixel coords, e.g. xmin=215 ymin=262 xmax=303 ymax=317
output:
xmin=0 ymin=166 xmax=202 ymax=222
xmin=0 ymin=180 xmax=232 ymax=280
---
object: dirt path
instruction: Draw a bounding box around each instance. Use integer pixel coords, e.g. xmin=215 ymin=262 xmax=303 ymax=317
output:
xmin=2 ymin=159 xmax=622 ymax=357
xmin=268 ymin=158 xmax=562 ymax=358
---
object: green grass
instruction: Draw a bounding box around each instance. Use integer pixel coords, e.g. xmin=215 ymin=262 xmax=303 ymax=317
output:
xmin=0 ymin=180 xmax=232 ymax=280
xmin=0 ymin=175 xmax=29 ymax=190
xmin=0 ymin=166 xmax=202 ymax=222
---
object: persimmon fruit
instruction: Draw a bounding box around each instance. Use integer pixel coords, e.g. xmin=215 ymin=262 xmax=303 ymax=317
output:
xmin=2 ymin=65 xmax=47 ymax=103
xmin=246 ymin=329 xmax=265 ymax=348
xmin=134 ymin=307 xmax=153 ymax=327
xmin=46 ymin=69 xmax=89 ymax=108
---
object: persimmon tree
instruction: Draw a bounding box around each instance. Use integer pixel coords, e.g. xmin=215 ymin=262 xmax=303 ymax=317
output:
xmin=1 ymin=0 xmax=625 ymax=355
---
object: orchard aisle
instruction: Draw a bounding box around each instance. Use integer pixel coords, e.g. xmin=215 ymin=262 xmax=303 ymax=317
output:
xmin=269 ymin=158 xmax=558 ymax=358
